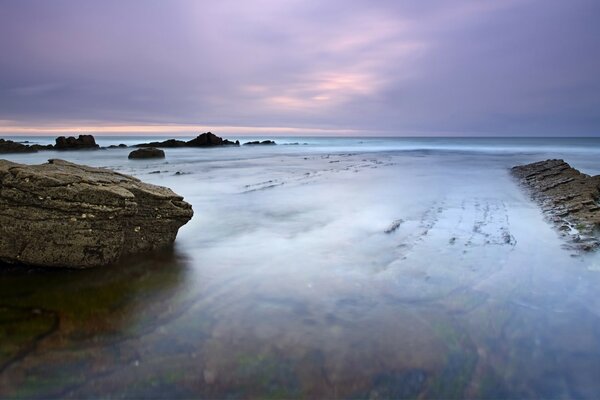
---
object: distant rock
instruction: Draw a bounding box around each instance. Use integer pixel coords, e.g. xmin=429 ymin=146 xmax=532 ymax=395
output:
xmin=128 ymin=147 xmax=165 ymax=159
xmin=134 ymin=132 xmax=239 ymax=148
xmin=0 ymin=138 xmax=37 ymax=153
xmin=511 ymin=159 xmax=600 ymax=251
xmin=55 ymin=135 xmax=99 ymax=150
xmin=0 ymin=159 xmax=193 ymax=268
xmin=187 ymin=132 xmax=239 ymax=147
xmin=243 ymin=140 xmax=276 ymax=146
xmin=107 ymin=144 xmax=128 ymax=149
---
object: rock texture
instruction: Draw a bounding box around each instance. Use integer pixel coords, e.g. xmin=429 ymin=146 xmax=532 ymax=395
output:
xmin=0 ymin=159 xmax=193 ymax=268
xmin=128 ymin=147 xmax=165 ymax=159
xmin=135 ymin=132 xmax=239 ymax=148
xmin=133 ymin=132 xmax=240 ymax=148
xmin=511 ymin=159 xmax=600 ymax=251
xmin=55 ymin=135 xmax=99 ymax=150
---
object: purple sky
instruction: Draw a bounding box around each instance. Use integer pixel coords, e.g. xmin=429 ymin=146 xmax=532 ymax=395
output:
xmin=1 ymin=0 xmax=599 ymax=136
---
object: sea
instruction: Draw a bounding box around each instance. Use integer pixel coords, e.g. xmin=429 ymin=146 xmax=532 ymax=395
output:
xmin=1 ymin=135 xmax=600 ymax=398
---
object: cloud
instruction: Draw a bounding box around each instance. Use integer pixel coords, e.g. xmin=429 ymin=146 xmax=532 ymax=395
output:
xmin=0 ymin=0 xmax=598 ymax=135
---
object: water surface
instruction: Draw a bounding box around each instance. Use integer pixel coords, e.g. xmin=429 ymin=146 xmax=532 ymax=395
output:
xmin=1 ymin=137 xmax=600 ymax=398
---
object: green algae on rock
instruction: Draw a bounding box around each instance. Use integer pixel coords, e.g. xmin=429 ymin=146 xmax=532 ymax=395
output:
xmin=0 ymin=159 xmax=193 ymax=268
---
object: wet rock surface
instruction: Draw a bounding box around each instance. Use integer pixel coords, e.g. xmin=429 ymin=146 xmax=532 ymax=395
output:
xmin=0 ymin=159 xmax=193 ymax=268
xmin=511 ymin=159 xmax=600 ymax=251
xmin=128 ymin=147 xmax=165 ymax=159
xmin=134 ymin=132 xmax=239 ymax=148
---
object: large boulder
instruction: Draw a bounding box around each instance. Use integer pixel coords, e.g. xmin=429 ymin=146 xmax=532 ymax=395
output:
xmin=128 ymin=147 xmax=165 ymax=159
xmin=55 ymin=135 xmax=99 ymax=150
xmin=0 ymin=159 xmax=193 ymax=268
xmin=512 ymin=159 xmax=600 ymax=251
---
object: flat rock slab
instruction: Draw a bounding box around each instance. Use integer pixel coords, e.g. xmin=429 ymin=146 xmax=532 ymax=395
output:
xmin=511 ymin=159 xmax=600 ymax=251
xmin=0 ymin=159 xmax=193 ymax=268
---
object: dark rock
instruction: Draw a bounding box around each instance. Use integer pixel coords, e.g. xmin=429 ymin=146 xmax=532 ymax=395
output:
xmin=134 ymin=132 xmax=239 ymax=148
xmin=128 ymin=147 xmax=165 ymax=159
xmin=54 ymin=135 xmax=99 ymax=150
xmin=108 ymin=144 xmax=128 ymax=149
xmin=0 ymin=159 xmax=193 ymax=268
xmin=243 ymin=140 xmax=276 ymax=146
xmin=0 ymin=139 xmax=37 ymax=153
xmin=134 ymin=138 xmax=188 ymax=148
xmin=511 ymin=159 xmax=600 ymax=251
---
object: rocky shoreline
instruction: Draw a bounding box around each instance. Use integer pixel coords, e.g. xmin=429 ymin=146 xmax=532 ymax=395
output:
xmin=511 ymin=159 xmax=600 ymax=251
xmin=0 ymin=159 xmax=193 ymax=268
xmin=0 ymin=132 xmax=278 ymax=155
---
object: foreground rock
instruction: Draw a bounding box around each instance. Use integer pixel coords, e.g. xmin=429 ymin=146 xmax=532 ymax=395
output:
xmin=0 ymin=159 xmax=193 ymax=268
xmin=135 ymin=132 xmax=239 ymax=148
xmin=128 ymin=147 xmax=165 ymax=159
xmin=55 ymin=135 xmax=99 ymax=150
xmin=511 ymin=159 xmax=600 ymax=251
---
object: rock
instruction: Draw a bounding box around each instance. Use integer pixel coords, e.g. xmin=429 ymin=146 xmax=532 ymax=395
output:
xmin=186 ymin=132 xmax=238 ymax=147
xmin=107 ymin=144 xmax=128 ymax=149
xmin=511 ymin=159 xmax=600 ymax=251
xmin=134 ymin=132 xmax=239 ymax=148
xmin=128 ymin=147 xmax=165 ymax=159
xmin=55 ymin=135 xmax=99 ymax=150
xmin=0 ymin=139 xmax=37 ymax=153
xmin=0 ymin=159 xmax=193 ymax=268
xmin=243 ymin=140 xmax=276 ymax=146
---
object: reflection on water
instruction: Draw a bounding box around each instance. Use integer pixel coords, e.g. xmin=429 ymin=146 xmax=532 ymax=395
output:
xmin=2 ymin=138 xmax=600 ymax=398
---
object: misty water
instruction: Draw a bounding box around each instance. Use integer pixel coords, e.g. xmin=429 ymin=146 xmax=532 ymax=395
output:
xmin=2 ymin=136 xmax=600 ymax=398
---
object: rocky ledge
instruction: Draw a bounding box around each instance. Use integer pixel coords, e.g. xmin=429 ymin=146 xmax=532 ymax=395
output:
xmin=511 ymin=159 xmax=600 ymax=251
xmin=0 ymin=159 xmax=193 ymax=268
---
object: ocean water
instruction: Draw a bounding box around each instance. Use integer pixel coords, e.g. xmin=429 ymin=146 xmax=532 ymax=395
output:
xmin=1 ymin=136 xmax=600 ymax=398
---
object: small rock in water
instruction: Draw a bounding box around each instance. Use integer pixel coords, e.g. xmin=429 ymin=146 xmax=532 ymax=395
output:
xmin=384 ymin=219 xmax=404 ymax=234
xmin=128 ymin=147 xmax=165 ymax=159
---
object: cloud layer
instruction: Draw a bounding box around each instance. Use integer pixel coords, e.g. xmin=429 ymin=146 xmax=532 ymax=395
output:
xmin=0 ymin=0 xmax=599 ymax=135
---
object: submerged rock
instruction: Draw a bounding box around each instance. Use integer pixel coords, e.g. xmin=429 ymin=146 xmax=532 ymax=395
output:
xmin=55 ymin=135 xmax=99 ymax=150
xmin=134 ymin=132 xmax=239 ymax=148
xmin=0 ymin=159 xmax=193 ymax=268
xmin=128 ymin=147 xmax=165 ymax=159
xmin=511 ymin=159 xmax=600 ymax=251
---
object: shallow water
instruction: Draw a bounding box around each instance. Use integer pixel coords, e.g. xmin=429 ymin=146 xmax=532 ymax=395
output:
xmin=1 ymin=137 xmax=600 ymax=398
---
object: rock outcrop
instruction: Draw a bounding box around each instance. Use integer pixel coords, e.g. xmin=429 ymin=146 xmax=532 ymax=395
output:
xmin=0 ymin=139 xmax=53 ymax=153
xmin=0 ymin=159 xmax=193 ymax=268
xmin=128 ymin=147 xmax=165 ymax=159
xmin=55 ymin=135 xmax=99 ymax=150
xmin=243 ymin=140 xmax=276 ymax=146
xmin=134 ymin=132 xmax=239 ymax=148
xmin=0 ymin=139 xmax=37 ymax=154
xmin=511 ymin=159 xmax=600 ymax=251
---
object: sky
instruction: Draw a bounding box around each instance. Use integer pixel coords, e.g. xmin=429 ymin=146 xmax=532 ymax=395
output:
xmin=0 ymin=0 xmax=599 ymax=136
